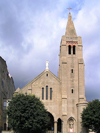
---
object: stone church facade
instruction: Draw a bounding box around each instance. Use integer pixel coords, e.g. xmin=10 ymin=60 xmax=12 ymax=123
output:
xmin=16 ymin=12 xmax=87 ymax=133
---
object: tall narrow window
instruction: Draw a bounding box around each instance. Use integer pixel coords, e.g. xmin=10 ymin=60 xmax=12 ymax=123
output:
xmin=68 ymin=45 xmax=71 ymax=54
xmin=42 ymin=88 xmax=44 ymax=100
xmin=3 ymin=101 xmax=7 ymax=107
xmin=2 ymin=81 xmax=4 ymax=88
xmin=71 ymin=69 xmax=73 ymax=73
xmin=46 ymin=86 xmax=48 ymax=100
xmin=50 ymin=88 xmax=52 ymax=100
xmin=73 ymin=46 xmax=76 ymax=54
xmin=72 ymin=89 xmax=73 ymax=93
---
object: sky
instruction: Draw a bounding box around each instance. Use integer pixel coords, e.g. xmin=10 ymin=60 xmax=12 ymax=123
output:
xmin=0 ymin=0 xmax=100 ymax=101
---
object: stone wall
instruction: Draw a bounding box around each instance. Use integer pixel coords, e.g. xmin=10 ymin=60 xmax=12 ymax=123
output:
xmin=0 ymin=56 xmax=15 ymax=131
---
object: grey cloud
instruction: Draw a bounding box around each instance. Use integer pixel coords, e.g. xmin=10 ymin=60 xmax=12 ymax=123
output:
xmin=86 ymin=85 xmax=100 ymax=101
xmin=0 ymin=18 xmax=23 ymax=48
xmin=0 ymin=4 xmax=22 ymax=46
xmin=0 ymin=0 xmax=100 ymax=102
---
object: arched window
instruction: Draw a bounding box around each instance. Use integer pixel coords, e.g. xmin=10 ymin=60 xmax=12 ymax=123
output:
xmin=68 ymin=45 xmax=71 ymax=54
xmin=57 ymin=118 xmax=62 ymax=132
xmin=42 ymin=88 xmax=44 ymax=100
xmin=73 ymin=46 xmax=76 ymax=54
xmin=50 ymin=88 xmax=52 ymax=100
xmin=71 ymin=69 xmax=73 ymax=73
xmin=46 ymin=86 xmax=48 ymax=100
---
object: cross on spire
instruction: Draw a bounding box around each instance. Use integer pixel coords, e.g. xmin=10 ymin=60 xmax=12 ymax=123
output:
xmin=67 ymin=7 xmax=72 ymax=12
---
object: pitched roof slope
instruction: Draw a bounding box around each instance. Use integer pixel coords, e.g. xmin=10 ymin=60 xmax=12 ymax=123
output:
xmin=20 ymin=69 xmax=60 ymax=92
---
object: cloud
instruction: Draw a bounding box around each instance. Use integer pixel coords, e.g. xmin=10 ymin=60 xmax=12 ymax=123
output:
xmin=74 ymin=0 xmax=100 ymax=101
xmin=0 ymin=0 xmax=100 ymax=101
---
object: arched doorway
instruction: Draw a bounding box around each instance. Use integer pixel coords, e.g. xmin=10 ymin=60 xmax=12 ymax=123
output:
xmin=57 ymin=118 xmax=62 ymax=133
xmin=4 ymin=123 xmax=6 ymax=130
xmin=46 ymin=112 xmax=54 ymax=133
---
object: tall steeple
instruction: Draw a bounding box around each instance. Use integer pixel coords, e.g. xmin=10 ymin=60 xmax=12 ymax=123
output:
xmin=58 ymin=11 xmax=87 ymax=133
xmin=65 ymin=12 xmax=77 ymax=37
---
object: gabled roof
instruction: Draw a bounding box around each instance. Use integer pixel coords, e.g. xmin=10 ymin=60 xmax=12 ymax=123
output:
xmin=20 ymin=69 xmax=60 ymax=90
xmin=15 ymin=87 xmax=20 ymax=93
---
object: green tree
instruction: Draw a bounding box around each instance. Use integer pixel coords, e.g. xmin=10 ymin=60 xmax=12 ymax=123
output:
xmin=6 ymin=94 xmax=49 ymax=133
xmin=81 ymin=99 xmax=100 ymax=132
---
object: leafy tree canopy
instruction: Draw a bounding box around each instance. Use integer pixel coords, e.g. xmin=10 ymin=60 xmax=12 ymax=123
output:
xmin=6 ymin=94 xmax=49 ymax=133
xmin=81 ymin=99 xmax=100 ymax=132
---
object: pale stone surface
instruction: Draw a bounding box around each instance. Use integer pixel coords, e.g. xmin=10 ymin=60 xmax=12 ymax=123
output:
xmin=2 ymin=131 xmax=14 ymax=133
xmin=16 ymin=12 xmax=87 ymax=133
xmin=15 ymin=87 xmax=20 ymax=93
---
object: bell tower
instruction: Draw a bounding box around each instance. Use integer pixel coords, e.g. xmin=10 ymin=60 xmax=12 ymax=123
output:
xmin=58 ymin=12 xmax=87 ymax=133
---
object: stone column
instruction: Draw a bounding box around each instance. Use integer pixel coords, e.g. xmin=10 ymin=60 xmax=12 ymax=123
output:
xmin=54 ymin=121 xmax=57 ymax=133
xmin=61 ymin=120 xmax=63 ymax=133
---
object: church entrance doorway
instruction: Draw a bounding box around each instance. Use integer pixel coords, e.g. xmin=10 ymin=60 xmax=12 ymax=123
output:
xmin=46 ymin=112 xmax=54 ymax=133
xmin=57 ymin=118 xmax=62 ymax=133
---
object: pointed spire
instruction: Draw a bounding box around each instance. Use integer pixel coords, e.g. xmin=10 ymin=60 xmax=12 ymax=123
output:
xmin=65 ymin=12 xmax=77 ymax=37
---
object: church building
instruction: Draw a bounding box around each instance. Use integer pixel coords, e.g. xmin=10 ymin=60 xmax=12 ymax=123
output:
xmin=16 ymin=12 xmax=87 ymax=133
xmin=0 ymin=56 xmax=15 ymax=132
